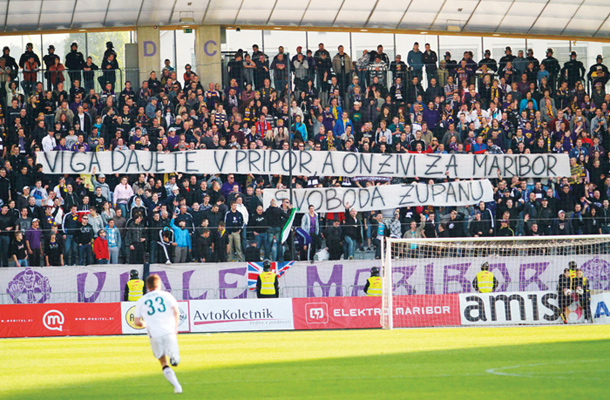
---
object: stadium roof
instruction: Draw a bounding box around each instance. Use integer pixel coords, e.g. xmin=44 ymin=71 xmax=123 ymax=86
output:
xmin=1 ymin=0 xmax=610 ymax=39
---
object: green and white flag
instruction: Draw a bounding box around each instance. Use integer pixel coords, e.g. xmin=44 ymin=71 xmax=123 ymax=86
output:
xmin=281 ymin=207 xmax=298 ymax=244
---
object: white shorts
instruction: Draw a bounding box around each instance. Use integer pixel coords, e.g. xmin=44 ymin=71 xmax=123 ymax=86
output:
xmin=149 ymin=333 xmax=180 ymax=364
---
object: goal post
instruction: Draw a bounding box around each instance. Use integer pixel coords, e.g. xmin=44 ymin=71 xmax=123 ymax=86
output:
xmin=381 ymin=235 xmax=610 ymax=329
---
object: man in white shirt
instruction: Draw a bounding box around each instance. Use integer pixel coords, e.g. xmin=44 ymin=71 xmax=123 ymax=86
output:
xmin=134 ymin=274 xmax=182 ymax=394
xmin=41 ymin=130 xmax=57 ymax=152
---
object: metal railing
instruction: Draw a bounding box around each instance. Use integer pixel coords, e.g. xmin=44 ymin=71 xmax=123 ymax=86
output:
xmin=4 ymin=279 xmax=593 ymax=304
xmin=220 ymin=52 xmax=609 ymax=99
xmin=3 ymin=67 xmax=124 ymax=99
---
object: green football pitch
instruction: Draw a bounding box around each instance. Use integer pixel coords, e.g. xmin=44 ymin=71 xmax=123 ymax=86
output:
xmin=2 ymin=325 xmax=609 ymax=399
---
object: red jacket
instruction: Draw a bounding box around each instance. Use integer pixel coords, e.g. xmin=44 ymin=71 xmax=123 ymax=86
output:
xmin=94 ymin=236 xmax=109 ymax=260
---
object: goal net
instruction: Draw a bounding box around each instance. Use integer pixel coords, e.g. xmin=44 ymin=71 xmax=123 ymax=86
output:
xmin=381 ymin=235 xmax=610 ymax=329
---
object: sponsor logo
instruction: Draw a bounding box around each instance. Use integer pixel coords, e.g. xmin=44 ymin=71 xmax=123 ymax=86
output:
xmin=305 ymin=303 xmax=328 ymax=324
xmin=6 ymin=268 xmax=52 ymax=304
xmin=124 ymin=306 xmax=144 ymax=330
xmin=333 ymin=308 xmax=381 ymax=317
xmin=192 ymin=308 xmax=276 ymax=325
xmin=43 ymin=310 xmax=64 ymax=331
xmin=179 ymin=307 xmax=188 ymax=328
xmin=595 ymin=300 xmax=610 ymax=319
xmin=461 ymin=292 xmax=561 ymax=324
xmin=395 ymin=306 xmax=451 ymax=315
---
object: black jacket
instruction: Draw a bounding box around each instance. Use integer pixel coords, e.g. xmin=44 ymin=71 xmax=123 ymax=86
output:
xmin=265 ymin=206 xmax=287 ymax=228
xmin=74 ymin=223 xmax=94 ymax=245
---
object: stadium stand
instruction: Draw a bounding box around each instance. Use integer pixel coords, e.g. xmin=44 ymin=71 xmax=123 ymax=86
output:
xmin=0 ymin=37 xmax=608 ymax=267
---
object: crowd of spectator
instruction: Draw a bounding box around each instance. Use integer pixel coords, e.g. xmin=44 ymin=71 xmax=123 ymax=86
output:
xmin=0 ymin=38 xmax=609 ymax=267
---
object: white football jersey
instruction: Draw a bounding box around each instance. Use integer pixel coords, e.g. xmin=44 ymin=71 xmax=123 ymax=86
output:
xmin=134 ymin=289 xmax=179 ymax=338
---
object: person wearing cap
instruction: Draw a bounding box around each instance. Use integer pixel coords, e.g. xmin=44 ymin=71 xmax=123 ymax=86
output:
xmin=443 ymin=51 xmax=457 ymax=77
xmin=42 ymin=45 xmax=59 ymax=91
xmin=65 ymin=42 xmax=84 ymax=87
xmin=1 ymin=46 xmax=18 ymax=80
xmin=525 ymin=48 xmax=539 ymax=71
xmin=103 ymin=41 xmax=116 ymax=60
xmin=498 ymin=46 xmax=516 ymax=72
xmin=21 ymin=52 xmax=39 ymax=95
xmin=124 ymin=269 xmax=147 ymax=301
xmin=513 ymin=50 xmax=528 ymax=75
xmin=478 ymin=49 xmax=498 ymax=72
xmin=18 ymin=42 xmax=40 ymax=70
xmin=364 ymin=267 xmax=382 ymax=296
xmin=472 ymin=262 xmax=498 ymax=293
xmin=553 ymin=210 xmax=573 ymax=235
xmin=496 ymin=218 xmax=514 ymax=236
xmin=407 ymin=42 xmax=424 ymax=81
xmin=469 ymin=209 xmax=490 ymax=237
xmin=561 ymin=51 xmax=585 ymax=89
xmin=587 ymin=54 xmax=609 ymax=87
xmin=388 ymin=53 xmax=406 ymax=84
xmin=256 ymin=259 xmax=279 ymax=298
xmin=25 ymin=218 xmax=42 ymax=267
xmin=541 ymin=48 xmax=560 ymax=89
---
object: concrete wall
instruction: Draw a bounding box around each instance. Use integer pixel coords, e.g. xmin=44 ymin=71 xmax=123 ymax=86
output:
xmin=136 ymin=26 xmax=161 ymax=84
xmin=195 ymin=25 xmax=223 ymax=85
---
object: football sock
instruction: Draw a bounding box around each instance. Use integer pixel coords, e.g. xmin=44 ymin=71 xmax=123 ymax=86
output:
xmin=163 ymin=366 xmax=181 ymax=389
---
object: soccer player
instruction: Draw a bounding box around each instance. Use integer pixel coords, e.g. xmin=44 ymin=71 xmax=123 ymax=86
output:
xmin=575 ymin=268 xmax=593 ymax=323
xmin=134 ymin=274 xmax=182 ymax=394
xmin=557 ymin=268 xmax=571 ymax=324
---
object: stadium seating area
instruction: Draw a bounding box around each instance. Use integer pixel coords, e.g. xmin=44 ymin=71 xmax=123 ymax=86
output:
xmin=0 ymin=39 xmax=608 ymax=267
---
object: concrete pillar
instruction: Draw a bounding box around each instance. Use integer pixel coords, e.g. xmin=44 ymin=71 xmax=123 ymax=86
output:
xmin=195 ymin=25 xmax=222 ymax=85
xmin=136 ymin=26 xmax=161 ymax=85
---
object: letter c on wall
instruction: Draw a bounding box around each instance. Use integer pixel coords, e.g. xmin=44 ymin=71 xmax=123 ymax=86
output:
xmin=143 ymin=41 xmax=157 ymax=57
xmin=204 ymin=40 xmax=218 ymax=57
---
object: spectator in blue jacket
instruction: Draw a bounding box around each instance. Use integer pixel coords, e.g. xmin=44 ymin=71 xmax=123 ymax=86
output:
xmin=407 ymin=42 xmax=424 ymax=81
xmin=333 ymin=111 xmax=353 ymax=139
xmin=170 ymin=217 xmax=191 ymax=263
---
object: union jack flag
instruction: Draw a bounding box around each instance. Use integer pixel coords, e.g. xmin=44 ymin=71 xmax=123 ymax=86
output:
xmin=247 ymin=261 xmax=295 ymax=291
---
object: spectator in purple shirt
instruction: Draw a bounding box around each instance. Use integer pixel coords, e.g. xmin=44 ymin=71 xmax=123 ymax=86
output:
xmin=25 ymin=218 xmax=42 ymax=267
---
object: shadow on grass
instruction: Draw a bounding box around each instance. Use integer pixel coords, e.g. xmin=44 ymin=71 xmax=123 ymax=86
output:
xmin=3 ymin=338 xmax=610 ymax=400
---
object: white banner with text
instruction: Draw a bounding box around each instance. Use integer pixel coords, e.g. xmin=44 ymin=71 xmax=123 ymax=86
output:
xmin=264 ymin=180 xmax=494 ymax=212
xmin=37 ymin=150 xmax=570 ymax=178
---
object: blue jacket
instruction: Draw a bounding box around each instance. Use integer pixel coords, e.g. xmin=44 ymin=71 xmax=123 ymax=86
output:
xmin=224 ymin=210 xmax=244 ymax=233
xmin=170 ymin=218 xmax=191 ymax=249
xmin=407 ymin=50 xmax=423 ymax=71
xmin=105 ymin=225 xmax=122 ymax=248
xmin=332 ymin=118 xmax=353 ymax=138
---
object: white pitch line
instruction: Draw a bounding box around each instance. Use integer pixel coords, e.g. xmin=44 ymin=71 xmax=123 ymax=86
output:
xmin=486 ymin=359 xmax=608 ymax=379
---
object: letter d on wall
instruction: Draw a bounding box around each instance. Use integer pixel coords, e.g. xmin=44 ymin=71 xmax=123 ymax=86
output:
xmin=143 ymin=41 xmax=157 ymax=57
